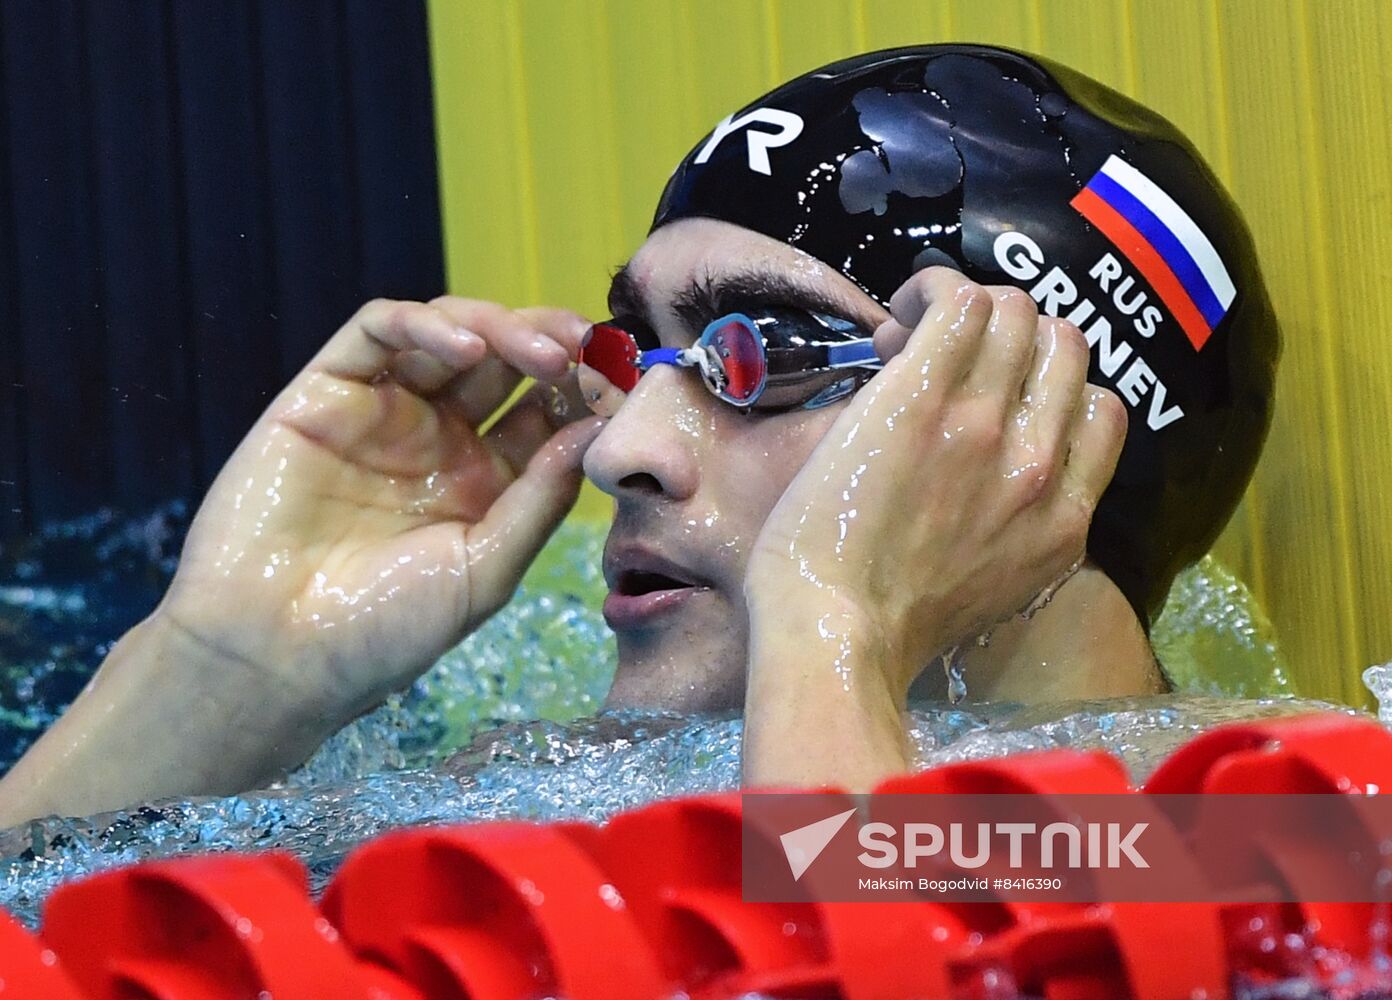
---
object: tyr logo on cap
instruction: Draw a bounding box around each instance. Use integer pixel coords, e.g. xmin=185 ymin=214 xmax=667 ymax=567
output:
xmin=694 ymin=107 xmax=804 ymax=176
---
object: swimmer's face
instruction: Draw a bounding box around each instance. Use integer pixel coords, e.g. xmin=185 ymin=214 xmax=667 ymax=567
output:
xmin=584 ymin=218 xmax=888 ymax=710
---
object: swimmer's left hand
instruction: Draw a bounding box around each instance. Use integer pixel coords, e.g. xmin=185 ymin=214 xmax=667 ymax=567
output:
xmin=742 ymin=268 xmax=1125 ymax=788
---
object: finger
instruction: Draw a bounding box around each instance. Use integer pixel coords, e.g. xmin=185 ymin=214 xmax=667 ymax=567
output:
xmin=1017 ymin=317 xmax=1090 ymax=453
xmin=448 ymin=308 xmax=590 ymax=430
xmin=483 ymin=375 xmax=590 ymax=476
xmin=886 ymin=267 xmax=993 ymax=386
xmin=430 ymin=296 xmax=572 ymax=380
xmin=388 ymin=348 xmax=463 ymax=396
xmin=543 ymin=368 xmax=592 ymax=426
xmin=310 ymin=298 xmax=487 ymax=381
xmin=465 ymin=416 xmax=606 ymax=618
xmin=429 ymin=298 xmax=578 ymax=426
xmin=516 ymin=306 xmax=592 ymax=358
xmin=964 ymin=286 xmax=1039 ymax=407
xmin=1063 ymin=385 xmax=1128 ymax=503
xmin=440 ymin=355 xmax=526 ymax=428
xmin=871 ymin=317 xmax=914 ymax=363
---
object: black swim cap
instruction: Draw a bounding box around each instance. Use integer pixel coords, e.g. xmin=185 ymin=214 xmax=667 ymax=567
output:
xmin=652 ymin=44 xmax=1278 ymax=624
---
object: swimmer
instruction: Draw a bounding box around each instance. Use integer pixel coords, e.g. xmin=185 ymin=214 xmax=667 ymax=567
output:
xmin=0 ymin=45 xmax=1276 ymax=823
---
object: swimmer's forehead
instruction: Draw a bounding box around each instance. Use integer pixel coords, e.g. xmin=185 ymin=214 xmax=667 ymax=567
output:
xmin=608 ymin=228 xmax=885 ymax=336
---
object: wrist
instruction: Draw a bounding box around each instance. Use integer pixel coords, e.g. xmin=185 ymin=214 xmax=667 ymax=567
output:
xmin=743 ymin=585 xmax=912 ymax=791
xmin=144 ymin=610 xmax=353 ymax=774
xmin=156 ymin=591 xmax=383 ymax=726
xmin=0 ymin=611 xmax=341 ymax=825
xmin=746 ymin=571 xmax=937 ymax=701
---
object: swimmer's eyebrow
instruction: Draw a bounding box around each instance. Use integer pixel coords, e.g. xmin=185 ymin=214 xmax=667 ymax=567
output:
xmin=669 ymin=269 xmax=876 ymax=334
xmin=607 ymin=262 xmax=881 ymax=336
xmin=607 ymin=263 xmax=649 ymax=323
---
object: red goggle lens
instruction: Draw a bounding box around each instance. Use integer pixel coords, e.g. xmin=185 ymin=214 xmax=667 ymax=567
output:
xmin=578 ymin=322 xmax=641 ymax=392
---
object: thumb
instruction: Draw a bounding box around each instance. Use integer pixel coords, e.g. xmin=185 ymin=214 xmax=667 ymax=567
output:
xmin=464 ymin=415 xmax=606 ymax=618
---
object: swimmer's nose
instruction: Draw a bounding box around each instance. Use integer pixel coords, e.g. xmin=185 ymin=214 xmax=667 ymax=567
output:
xmin=584 ymin=365 xmax=702 ymax=502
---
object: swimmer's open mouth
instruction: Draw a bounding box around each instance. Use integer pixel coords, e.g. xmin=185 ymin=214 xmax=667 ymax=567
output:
xmin=603 ymin=545 xmax=711 ymax=594
xmin=602 ymin=546 xmax=713 ymax=629
xmin=615 ymin=569 xmax=698 ymax=596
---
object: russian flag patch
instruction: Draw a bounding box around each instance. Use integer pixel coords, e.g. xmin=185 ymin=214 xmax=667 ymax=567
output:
xmin=1070 ymin=155 xmax=1235 ymax=351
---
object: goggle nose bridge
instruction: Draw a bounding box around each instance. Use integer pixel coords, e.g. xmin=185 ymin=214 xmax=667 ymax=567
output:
xmin=689 ymin=342 xmax=728 ymax=392
xmin=631 ymin=341 xmax=730 ymax=393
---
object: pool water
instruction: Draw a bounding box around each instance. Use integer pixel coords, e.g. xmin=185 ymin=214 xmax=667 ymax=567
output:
xmin=0 ymin=503 xmax=1382 ymax=991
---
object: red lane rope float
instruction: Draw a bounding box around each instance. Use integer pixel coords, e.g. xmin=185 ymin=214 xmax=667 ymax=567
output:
xmin=875 ymin=748 xmax=1134 ymax=796
xmin=574 ymin=789 xmax=986 ymax=1000
xmin=39 ymin=853 xmax=403 ymax=999
xmin=1144 ymin=714 xmax=1392 ymax=966
xmin=0 ymin=908 xmax=82 ymax=997
xmin=321 ymin=821 xmax=667 ymax=1000
xmin=1144 ymin=713 xmax=1392 ymax=797
xmin=947 ymin=902 xmax=1231 ymax=1000
xmin=564 ymin=791 xmax=836 ymax=997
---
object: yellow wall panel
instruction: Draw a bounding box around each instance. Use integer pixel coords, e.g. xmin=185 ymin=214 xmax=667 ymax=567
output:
xmin=603 ymin=2 xmax=704 ymax=243
xmin=772 ymin=1 xmax=864 ymax=77
xmin=944 ymin=1 xmax=1042 ymax=51
xmin=857 ymin=0 xmax=953 ymax=49
xmin=678 ymin=1 xmax=780 ymax=119
xmin=513 ymin=3 xmax=624 ymax=316
xmin=1036 ymin=1 xmax=1133 ymax=90
xmin=429 ymin=1 xmax=539 ymax=305
xmin=427 ymin=0 xmax=1392 ymax=706
xmin=1212 ymin=0 xmax=1364 ymax=704
xmin=1305 ymin=2 xmax=1392 ymax=689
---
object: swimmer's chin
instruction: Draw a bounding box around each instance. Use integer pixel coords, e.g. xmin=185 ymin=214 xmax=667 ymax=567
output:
xmin=605 ymin=649 xmax=746 ymax=714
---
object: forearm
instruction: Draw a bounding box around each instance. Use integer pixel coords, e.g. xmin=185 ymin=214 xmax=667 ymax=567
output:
xmin=743 ymin=590 xmax=913 ymax=791
xmin=0 ymin=612 xmax=336 ymax=827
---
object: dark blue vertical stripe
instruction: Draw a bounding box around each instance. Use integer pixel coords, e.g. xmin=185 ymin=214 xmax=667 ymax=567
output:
xmin=258 ymin=0 xmax=362 ymax=381
xmin=86 ymin=0 xmax=197 ymax=509
xmin=168 ymin=0 xmax=283 ymax=479
xmin=0 ymin=6 xmax=29 ymax=536
xmin=343 ymin=0 xmax=444 ymax=298
xmin=1 ymin=0 xmax=113 ymax=521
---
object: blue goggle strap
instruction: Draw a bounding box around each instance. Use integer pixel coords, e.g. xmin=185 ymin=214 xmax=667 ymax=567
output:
xmin=634 ymin=346 xmax=701 ymax=370
xmin=822 ymin=339 xmax=882 ymax=369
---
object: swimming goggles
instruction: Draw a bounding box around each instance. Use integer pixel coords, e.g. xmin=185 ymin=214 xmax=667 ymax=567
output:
xmin=577 ymin=308 xmax=883 ymax=414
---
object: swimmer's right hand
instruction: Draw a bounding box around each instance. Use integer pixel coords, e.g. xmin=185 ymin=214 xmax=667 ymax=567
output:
xmin=1 ymin=295 xmax=604 ymax=824
xmin=0 ymin=298 xmax=603 ymax=822
xmin=169 ymin=297 xmax=604 ymax=717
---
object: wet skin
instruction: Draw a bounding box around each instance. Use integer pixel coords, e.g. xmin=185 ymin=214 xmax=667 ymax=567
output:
xmin=586 ymin=221 xmax=890 ymax=711
xmin=0 ymin=217 xmax=1140 ymax=823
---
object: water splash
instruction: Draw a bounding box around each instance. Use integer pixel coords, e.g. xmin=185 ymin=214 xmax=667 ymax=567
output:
xmin=1363 ymin=663 xmax=1392 ymax=725
xmin=0 ymin=695 xmax=1348 ymax=927
xmin=1152 ymin=554 xmax=1295 ymax=698
xmin=941 ymin=646 xmax=969 ymax=704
